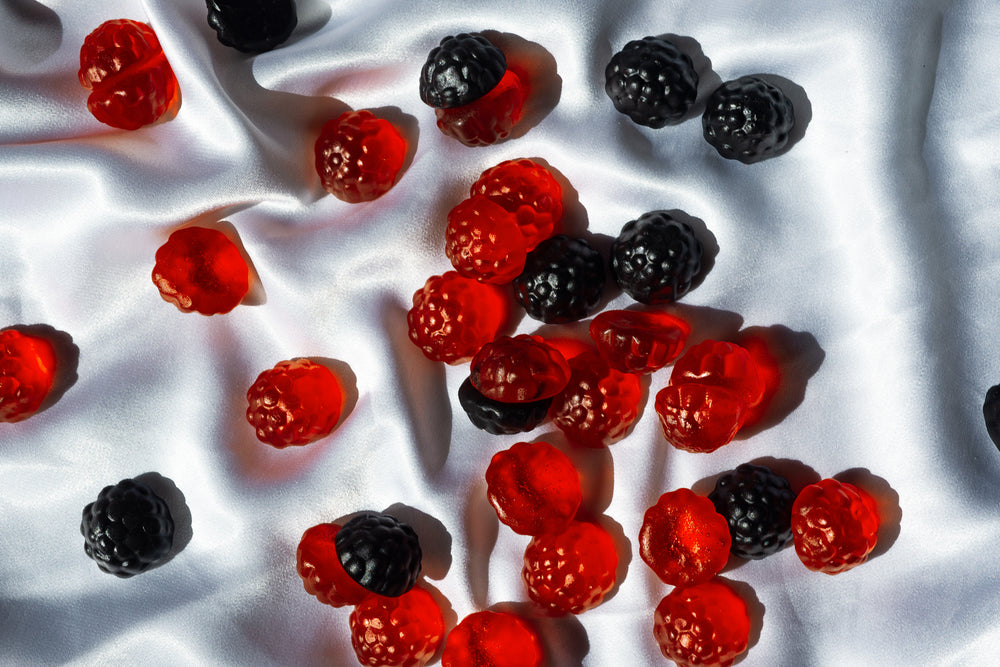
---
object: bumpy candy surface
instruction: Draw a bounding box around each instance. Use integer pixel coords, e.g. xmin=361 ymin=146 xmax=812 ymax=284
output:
xmin=245 ymin=358 xmax=344 ymax=448
xmin=791 ymin=478 xmax=880 ymax=574
xmin=522 ymin=520 xmax=618 ymax=615
xmin=611 ymin=210 xmax=703 ymax=304
xmin=605 ymin=36 xmax=699 ymax=128
xmin=653 ymin=580 xmax=750 ymax=667
xmin=655 ymin=384 xmax=746 ymax=453
xmin=485 ymin=441 xmax=582 ymax=536
xmin=419 ymin=33 xmax=507 ymax=109
xmin=983 ymin=384 xmax=1000 ymax=450
xmin=314 ymin=109 xmax=407 ymax=203
xmin=470 ymin=158 xmax=562 ymax=251
xmin=702 ymin=75 xmax=796 ymax=164
xmin=80 ymin=478 xmax=174 ymax=577
xmin=445 ymin=196 xmax=528 ymax=284
xmin=336 ymin=511 xmax=423 ymax=597
xmin=709 ymin=463 xmax=795 ymax=560
xmin=0 ymin=329 xmax=57 ymax=423
xmin=78 ymin=19 xmax=179 ymax=130
xmin=435 ymin=69 xmax=526 ymax=147
xmin=470 ymin=335 xmax=570 ymax=403
xmin=295 ymin=522 xmax=370 ymax=607
xmin=458 ymin=377 xmax=552 ymax=435
xmin=152 ymin=226 xmax=250 ymax=315
xmin=349 ymin=586 xmax=444 ymax=667
xmin=206 ymin=0 xmax=297 ymax=53
xmin=670 ymin=340 xmax=765 ymax=408
xmin=589 ymin=309 xmax=689 ymax=374
xmin=550 ymin=350 xmax=642 ymax=448
xmin=639 ymin=488 xmax=732 ymax=587
xmin=442 ymin=610 xmax=545 ymax=667
xmin=513 ymin=235 xmax=606 ymax=324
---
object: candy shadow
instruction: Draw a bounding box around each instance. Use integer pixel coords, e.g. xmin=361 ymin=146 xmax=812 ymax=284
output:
xmin=656 ymin=33 xmax=722 ymax=124
xmin=284 ymin=0 xmax=333 ymax=48
xmin=134 ymin=471 xmax=193 ymax=570
xmin=383 ymin=502 xmax=454 ymax=582
xmin=491 ymin=601 xmax=589 ymax=666
xmin=722 ymin=576 xmax=765 ymax=659
xmin=670 ymin=208 xmax=719 ymax=297
xmin=484 ymin=31 xmax=561 ymax=141
xmin=11 ymin=324 xmax=78 ymax=415
xmin=464 ymin=477 xmax=500 ymax=609
xmin=529 ymin=158 xmax=588 ymax=239
xmin=370 ymin=105 xmax=420 ymax=191
xmin=0 ymin=0 xmax=61 ymax=71
xmin=418 ymin=580 xmax=458 ymax=666
xmin=752 ymin=73 xmax=812 ymax=157
xmin=542 ymin=430 xmax=615 ymax=516
xmin=833 ymin=468 xmax=901 ymax=561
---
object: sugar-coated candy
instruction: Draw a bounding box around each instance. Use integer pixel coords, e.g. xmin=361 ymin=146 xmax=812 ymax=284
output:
xmin=458 ymin=377 xmax=553 ymax=435
xmin=470 ymin=158 xmax=562 ymax=251
xmin=791 ymin=478 xmax=880 ymax=574
xmin=703 ymin=75 xmax=796 ymax=164
xmin=314 ymin=109 xmax=407 ymax=203
xmin=470 ymin=334 xmax=570 ymax=403
xmin=245 ymin=358 xmax=344 ymax=448
xmin=589 ymin=309 xmax=689 ymax=374
xmin=78 ymin=19 xmax=180 ymax=130
xmin=0 ymin=328 xmax=57 ymax=423
xmin=550 ymin=350 xmax=642 ymax=448
xmin=442 ymin=610 xmax=544 ymax=667
xmin=349 ymin=586 xmax=444 ymax=667
xmin=335 ymin=511 xmax=422 ymax=597
xmin=445 ymin=196 xmax=528 ymax=284
xmin=709 ymin=463 xmax=795 ymax=560
xmin=485 ymin=441 xmax=582 ymax=536
xmin=513 ymin=235 xmax=606 ymax=324
xmin=605 ymin=36 xmax=699 ymax=128
xmin=152 ymin=226 xmax=250 ymax=315
xmin=639 ymin=488 xmax=731 ymax=587
xmin=295 ymin=522 xmax=370 ymax=607
xmin=206 ymin=0 xmax=297 ymax=53
xmin=653 ymin=580 xmax=750 ymax=667
xmin=610 ymin=210 xmax=702 ymax=304
xmin=522 ymin=520 xmax=618 ymax=615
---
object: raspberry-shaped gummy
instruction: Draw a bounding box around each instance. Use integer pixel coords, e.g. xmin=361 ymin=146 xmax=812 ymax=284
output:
xmin=78 ymin=19 xmax=180 ymax=130
xmin=709 ymin=463 xmax=795 ymax=560
xmin=470 ymin=159 xmax=563 ymax=251
xmin=336 ymin=511 xmax=422 ymax=597
xmin=655 ymin=383 xmax=746 ymax=453
xmin=314 ymin=109 xmax=407 ymax=203
xmin=245 ymin=358 xmax=344 ymax=448
xmin=791 ymin=478 xmax=880 ymax=574
xmin=442 ymin=610 xmax=544 ymax=667
xmin=419 ymin=33 xmax=507 ymax=109
xmin=349 ymin=586 xmax=444 ymax=667
xmin=435 ymin=69 xmax=527 ymax=147
xmin=589 ymin=309 xmax=689 ymax=374
xmin=152 ymin=226 xmax=250 ymax=315
xmin=296 ymin=522 xmax=370 ymax=607
xmin=470 ymin=334 xmax=570 ymax=403
xmin=983 ymin=384 xmax=1000 ymax=450
xmin=80 ymin=478 xmax=174 ymax=577
xmin=485 ymin=441 xmax=582 ymax=536
xmin=670 ymin=339 xmax=765 ymax=408
xmin=458 ymin=377 xmax=552 ymax=435
xmin=513 ymin=235 xmax=606 ymax=324
xmin=653 ymin=580 xmax=750 ymax=667
xmin=605 ymin=36 xmax=698 ymax=128
xmin=702 ymin=75 xmax=796 ymax=164
xmin=639 ymin=488 xmax=732 ymax=587
xmin=0 ymin=328 xmax=57 ymax=423
xmin=206 ymin=0 xmax=297 ymax=53
xmin=522 ymin=520 xmax=618 ymax=615
xmin=610 ymin=210 xmax=702 ymax=304
xmin=550 ymin=351 xmax=642 ymax=448
xmin=445 ymin=196 xmax=528 ymax=284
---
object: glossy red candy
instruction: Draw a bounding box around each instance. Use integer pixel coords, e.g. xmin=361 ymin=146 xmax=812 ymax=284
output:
xmin=522 ymin=520 xmax=618 ymax=615
xmin=0 ymin=329 xmax=57 ymax=423
xmin=152 ymin=226 xmax=250 ymax=315
xmin=550 ymin=351 xmax=642 ymax=447
xmin=670 ymin=339 xmax=765 ymax=408
xmin=589 ymin=309 xmax=690 ymax=374
xmin=470 ymin=159 xmax=562 ymax=251
xmin=485 ymin=441 xmax=582 ymax=536
xmin=245 ymin=359 xmax=344 ymax=448
xmin=654 ymin=383 xmax=746 ymax=453
xmin=295 ymin=522 xmax=370 ymax=607
xmin=653 ymin=580 xmax=750 ymax=667
xmin=349 ymin=586 xmax=444 ymax=667
xmin=470 ymin=335 xmax=570 ymax=403
xmin=445 ymin=196 xmax=528 ymax=284
xmin=78 ymin=19 xmax=180 ymax=130
xmin=639 ymin=488 xmax=732 ymax=587
xmin=435 ymin=68 xmax=526 ymax=147
xmin=442 ymin=610 xmax=544 ymax=667
xmin=791 ymin=478 xmax=880 ymax=574
xmin=314 ymin=109 xmax=407 ymax=203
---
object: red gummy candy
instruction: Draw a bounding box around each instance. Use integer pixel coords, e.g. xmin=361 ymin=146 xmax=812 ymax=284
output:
xmin=0 ymin=329 xmax=57 ymax=423
xmin=485 ymin=441 xmax=582 ymax=536
xmin=435 ymin=68 xmax=526 ymax=147
xmin=653 ymin=580 xmax=750 ymax=667
xmin=445 ymin=196 xmax=528 ymax=284
xmin=78 ymin=19 xmax=180 ymax=130
xmin=791 ymin=478 xmax=880 ymax=574
xmin=670 ymin=340 xmax=765 ymax=408
xmin=152 ymin=226 xmax=250 ymax=315
xmin=589 ymin=309 xmax=690 ymax=374
xmin=639 ymin=488 xmax=732 ymax=587
xmin=470 ymin=335 xmax=570 ymax=403
xmin=245 ymin=358 xmax=344 ymax=448
xmin=470 ymin=158 xmax=562 ymax=251
xmin=442 ymin=610 xmax=544 ymax=667
xmin=314 ymin=109 xmax=407 ymax=203
xmin=654 ymin=383 xmax=746 ymax=453
xmin=522 ymin=520 xmax=618 ymax=615
xmin=550 ymin=351 xmax=642 ymax=448
xmin=349 ymin=586 xmax=444 ymax=667
xmin=295 ymin=522 xmax=370 ymax=607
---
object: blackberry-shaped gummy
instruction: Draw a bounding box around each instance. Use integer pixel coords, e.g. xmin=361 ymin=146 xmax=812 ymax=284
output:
xmin=522 ymin=521 xmax=618 ymax=615
xmin=80 ymin=478 xmax=174 ymax=577
xmin=419 ymin=33 xmax=507 ymax=109
xmin=0 ymin=328 xmax=57 ymax=423
xmin=551 ymin=351 xmax=642 ymax=448
xmin=709 ymin=463 xmax=795 ymax=560
xmin=984 ymin=384 xmax=1000 ymax=450
xmin=443 ymin=611 xmax=544 ymax=667
xmin=349 ymin=587 xmax=444 ymax=667
xmin=513 ymin=235 xmax=606 ymax=323
xmin=314 ymin=109 xmax=407 ymax=203
xmin=702 ymin=75 xmax=796 ymax=164
xmin=605 ymin=36 xmax=698 ymax=128
xmin=335 ymin=511 xmax=422 ymax=597
xmin=471 ymin=158 xmax=563 ymax=251
xmin=458 ymin=376 xmax=552 ymax=435
xmin=245 ymin=359 xmax=344 ymax=448
xmin=470 ymin=334 xmax=571 ymax=403
xmin=206 ymin=0 xmax=297 ymax=53
xmin=653 ymin=580 xmax=750 ymax=667
xmin=610 ymin=210 xmax=702 ymax=304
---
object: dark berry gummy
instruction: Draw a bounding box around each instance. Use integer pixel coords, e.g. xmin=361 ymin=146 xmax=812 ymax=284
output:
xmin=639 ymin=488 xmax=731 ymax=587
xmin=485 ymin=441 xmax=582 ymax=536
xmin=522 ymin=520 xmax=618 ymax=615
xmin=551 ymin=351 xmax=642 ymax=448
xmin=245 ymin=358 xmax=344 ymax=448
xmin=0 ymin=328 xmax=57 ymax=423
xmin=314 ymin=109 xmax=407 ymax=203
xmin=984 ymin=384 xmax=1000 ymax=450
xmin=152 ymin=226 xmax=250 ymax=315
xmin=206 ymin=0 xmax=297 ymax=53
xmin=336 ymin=511 xmax=422 ymax=597
xmin=791 ymin=478 xmax=880 ymax=574
xmin=470 ymin=158 xmax=563 ymax=251
xmin=78 ymin=19 xmax=180 ymax=130
xmin=589 ymin=308 xmax=689 ymax=374
xmin=655 ymin=383 xmax=745 ymax=453
xmin=296 ymin=522 xmax=370 ymax=607
xmin=442 ymin=610 xmax=544 ymax=667
xmin=670 ymin=339 xmax=765 ymax=408
xmin=445 ymin=196 xmax=528 ymax=284
xmin=709 ymin=463 xmax=795 ymax=560
xmin=605 ymin=36 xmax=698 ymax=128
xmin=702 ymin=75 xmax=796 ymax=164
xmin=419 ymin=33 xmax=507 ymax=109
xmin=470 ymin=334 xmax=570 ymax=403
xmin=653 ymin=580 xmax=750 ymax=667
xmin=458 ymin=377 xmax=552 ymax=435
xmin=610 ymin=210 xmax=702 ymax=304
xmin=80 ymin=478 xmax=174 ymax=577
xmin=349 ymin=586 xmax=444 ymax=667
xmin=435 ymin=69 xmax=526 ymax=147
xmin=513 ymin=235 xmax=606 ymax=324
